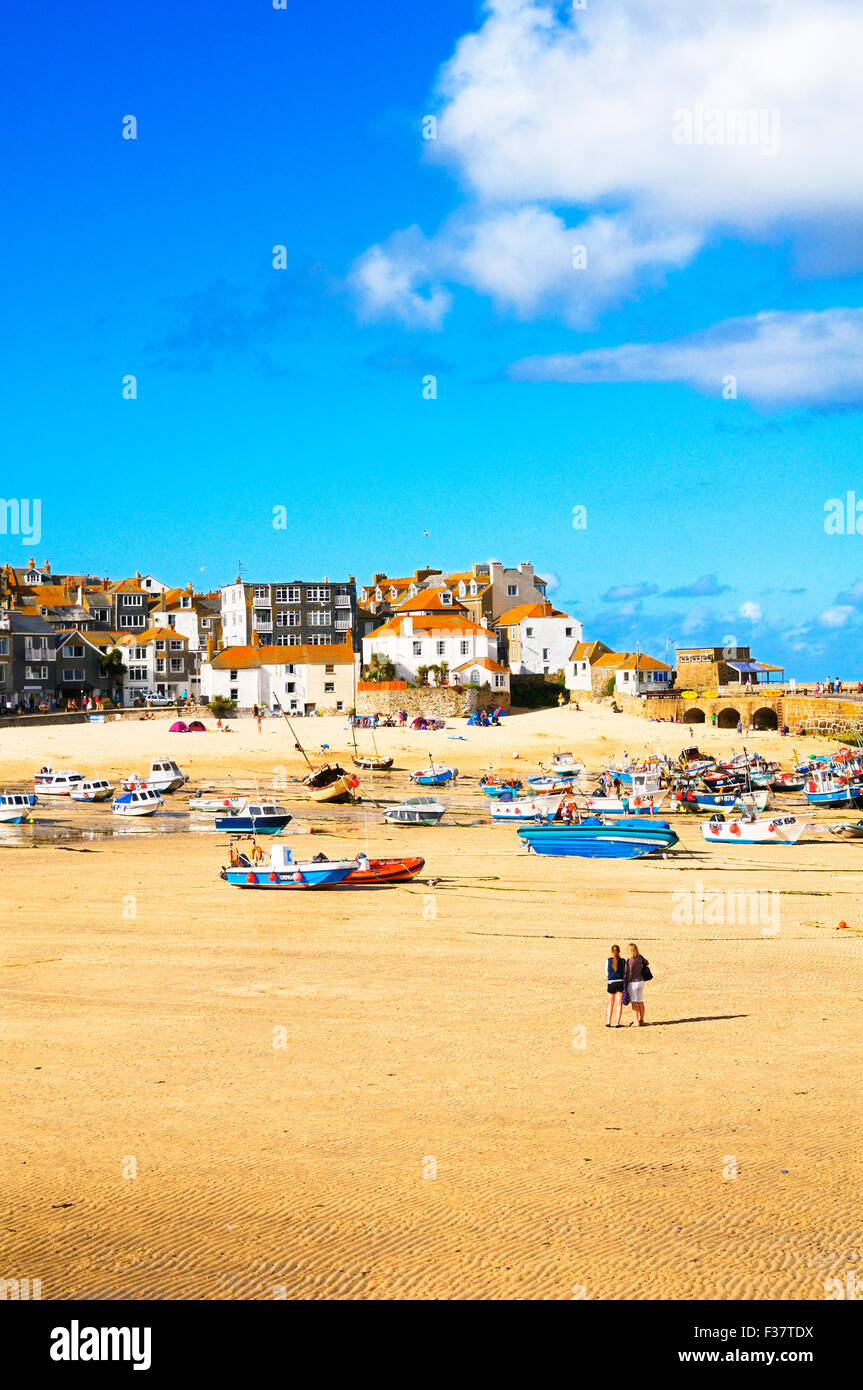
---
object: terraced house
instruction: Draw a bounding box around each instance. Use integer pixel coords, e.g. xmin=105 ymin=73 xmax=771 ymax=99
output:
xmin=362 ymin=588 xmax=509 ymax=693
xmin=220 ymin=577 xmax=358 ymax=651
xmin=0 ymin=611 xmax=56 ymax=711
xmin=116 ymin=626 xmax=192 ymax=703
xmin=201 ymin=639 xmax=357 ymax=714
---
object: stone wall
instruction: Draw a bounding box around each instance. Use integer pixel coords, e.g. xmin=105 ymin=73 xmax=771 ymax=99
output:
xmin=355 ymin=684 xmax=509 ymax=718
xmin=782 ymin=696 xmax=863 ymax=736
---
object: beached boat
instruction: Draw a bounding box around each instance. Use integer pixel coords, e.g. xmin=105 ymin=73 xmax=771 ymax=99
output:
xmin=770 ymin=773 xmax=807 ymax=793
xmin=213 ymin=801 xmax=292 ymax=834
xmin=112 ymin=787 xmax=163 ymax=817
xmin=221 ymin=842 xmax=355 ymax=889
xmin=526 ymin=774 xmax=581 ymax=793
xmin=33 ymin=768 xmax=85 ymax=795
xmin=383 ymin=796 xmax=446 ymax=825
xmin=304 ymin=765 xmax=358 ymax=803
xmin=576 ymin=790 xmax=668 ymax=815
xmin=122 ymin=760 xmax=188 ymax=794
xmin=479 ymin=774 xmax=523 ymax=797
xmin=803 ymin=767 xmax=863 ymax=809
xmin=518 ymin=816 xmax=678 ymax=859
xmin=411 ymin=764 xmax=458 ymax=786
xmin=490 ymin=793 xmax=562 ymax=822
xmin=674 ymin=788 xmax=769 ymax=812
xmin=316 ymin=853 xmax=425 ymax=887
xmin=70 ymin=778 xmax=115 ymax=802
xmin=188 ymin=792 xmax=246 ymax=815
xmin=603 ymin=768 xmax=664 ymax=796
xmin=702 ymin=812 xmax=809 ymax=845
xmin=550 ymin=752 xmax=585 ymax=776
xmin=828 ymin=820 xmax=863 ymax=838
xmin=351 ymin=728 xmax=393 ymax=772
xmin=0 ymin=792 xmax=36 ymax=824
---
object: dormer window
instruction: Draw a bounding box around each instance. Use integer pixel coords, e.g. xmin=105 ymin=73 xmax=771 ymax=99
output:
xmin=469 ymin=582 xmax=477 ymax=595
xmin=25 ymin=571 xmax=40 ymax=584
xmin=458 ymin=582 xmax=466 ymax=596
xmin=441 ymin=591 xmax=452 ymax=606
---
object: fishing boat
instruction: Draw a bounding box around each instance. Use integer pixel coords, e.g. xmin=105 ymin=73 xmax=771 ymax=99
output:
xmin=188 ymin=792 xmax=246 ymax=815
xmin=304 ymin=764 xmax=358 ymax=803
xmin=518 ymin=816 xmax=678 ymax=859
xmin=112 ymin=787 xmax=163 ymax=817
xmin=411 ymin=764 xmax=458 ymax=786
xmin=550 ymin=752 xmax=584 ymax=776
xmin=122 ymin=760 xmax=188 ymax=794
xmin=674 ymin=788 xmax=769 ymax=812
xmin=602 ymin=768 xmax=664 ymax=796
xmin=803 ymin=767 xmax=863 ymax=809
xmin=310 ymin=852 xmax=425 ymax=887
xmin=526 ymin=774 xmax=581 ymax=793
xmin=576 ymin=790 xmax=668 ymax=815
xmin=702 ymin=812 xmax=809 ymax=845
xmin=221 ymin=843 xmax=355 ymax=889
xmin=479 ymin=773 xmax=523 ymax=797
xmin=828 ymin=820 xmax=863 ymax=838
xmin=213 ymin=801 xmax=292 ymax=834
xmin=383 ymin=796 xmax=446 ymax=825
xmin=33 ymin=768 xmax=85 ymax=795
xmin=0 ymin=792 xmax=36 ymax=824
xmin=70 ymin=778 xmax=115 ymax=802
xmin=490 ymin=793 xmax=562 ymax=822
xmin=770 ymin=772 xmax=806 ymax=793
xmin=351 ymin=727 xmax=393 ymax=772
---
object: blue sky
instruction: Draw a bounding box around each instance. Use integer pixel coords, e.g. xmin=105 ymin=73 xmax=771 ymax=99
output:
xmin=2 ymin=0 xmax=862 ymax=678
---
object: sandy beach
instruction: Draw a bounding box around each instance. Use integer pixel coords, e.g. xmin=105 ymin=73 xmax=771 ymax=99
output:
xmin=1 ymin=705 xmax=861 ymax=1300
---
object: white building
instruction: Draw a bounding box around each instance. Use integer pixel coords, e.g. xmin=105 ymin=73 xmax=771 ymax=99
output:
xmin=201 ymin=641 xmax=358 ymax=714
xmin=362 ymin=591 xmax=508 ymax=692
xmin=116 ymin=626 xmax=192 ymax=703
xmin=495 ymin=602 xmax=581 ymax=675
xmin=565 ymin=641 xmax=614 ymax=693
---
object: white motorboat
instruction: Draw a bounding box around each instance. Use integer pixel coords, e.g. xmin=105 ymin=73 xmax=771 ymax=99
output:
xmin=550 ymin=752 xmax=585 ymax=776
xmin=70 ymin=778 xmax=115 ymax=803
xmin=33 ymin=768 xmax=84 ymax=796
xmin=702 ymin=812 xmax=810 ymax=845
xmin=383 ymin=797 xmax=447 ymax=825
xmin=490 ymin=793 xmax=563 ymax=822
xmin=112 ymin=787 xmax=164 ymax=817
xmin=0 ymin=791 xmax=37 ymax=824
xmin=189 ymin=792 xmax=246 ymax=815
xmin=122 ymin=759 xmax=188 ymax=794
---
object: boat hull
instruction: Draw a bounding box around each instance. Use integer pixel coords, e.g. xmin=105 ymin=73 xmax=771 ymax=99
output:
xmin=222 ymin=864 xmax=354 ymax=888
xmin=804 ymin=787 xmax=863 ymax=809
xmin=702 ymin=814 xmax=809 ymax=844
xmin=0 ymin=810 xmax=29 ymax=824
xmin=214 ymin=815 xmax=291 ymax=833
xmin=335 ymin=856 xmax=425 ymax=886
xmin=518 ymin=818 xmax=678 ymax=859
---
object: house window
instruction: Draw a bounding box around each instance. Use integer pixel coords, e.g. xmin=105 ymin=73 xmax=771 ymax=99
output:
xmin=201 ymin=618 xmax=210 ymax=629
xmin=254 ymin=610 xmax=271 ymax=625
xmin=124 ymin=595 xmax=144 ymax=607
xmin=128 ymin=666 xmax=147 ymax=681
xmin=460 ymin=641 xmax=469 ymax=656
xmin=253 ymin=586 xmax=269 ymax=600
xmin=542 ymin=648 xmax=549 ymax=661
xmin=230 ymin=688 xmax=238 ymax=701
xmin=155 ymin=640 xmax=165 ymax=651
xmin=119 ymin=614 xmax=145 ymax=628
xmin=25 ymin=571 xmax=40 ymax=583
xmin=277 ymin=634 xmax=301 ymax=645
xmin=155 ymin=659 xmax=166 ymax=673
xmin=306 ymin=586 xmax=330 ymax=602
xmin=277 ymin=610 xmax=301 ymax=627
xmin=507 ymin=584 xmax=517 ymax=596
xmin=26 ymin=665 xmax=49 ymax=680
xmin=325 ymin=664 xmax=334 ymax=674
xmin=307 ymin=634 xmax=328 ymax=644
xmin=0 ymin=637 xmax=8 ymax=655
xmin=284 ymin=664 xmax=295 ymax=675
xmin=63 ymin=668 xmax=85 ymax=682
xmin=170 ymin=659 xmax=183 ymax=673
xmin=441 ymin=592 xmax=452 ymax=605
xmin=471 ymin=668 xmax=480 ymax=682
xmin=565 ymin=627 xmax=573 ymax=637
xmin=413 ymin=642 xmax=422 ymax=656
xmin=67 ymin=644 xmax=84 ymax=658
xmin=285 ymin=681 xmax=295 ymax=693
xmin=324 ymin=682 xmax=335 ymax=693
xmin=229 ymin=669 xmax=238 ymax=680
xmin=525 ymin=627 xmax=533 ymax=637
xmin=436 ymin=641 xmax=445 ymax=656
xmin=308 ymin=610 xmax=331 ymax=626
xmin=336 ymin=701 xmax=343 ymax=711
xmin=170 ymin=640 xmax=183 ymax=651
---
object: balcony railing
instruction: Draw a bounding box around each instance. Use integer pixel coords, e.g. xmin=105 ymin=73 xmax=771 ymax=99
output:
xmin=253 ymin=621 xmax=273 ymax=633
xmin=335 ymin=595 xmax=352 ymax=608
xmin=334 ymin=618 xmax=351 ymax=631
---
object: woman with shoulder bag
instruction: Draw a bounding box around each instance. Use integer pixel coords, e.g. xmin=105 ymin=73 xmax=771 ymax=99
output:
xmin=624 ymin=942 xmax=652 ymax=1027
xmin=605 ymin=944 xmax=627 ymax=1027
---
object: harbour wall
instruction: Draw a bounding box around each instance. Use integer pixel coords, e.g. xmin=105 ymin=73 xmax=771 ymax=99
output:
xmin=355 ymin=684 xmax=509 ymax=718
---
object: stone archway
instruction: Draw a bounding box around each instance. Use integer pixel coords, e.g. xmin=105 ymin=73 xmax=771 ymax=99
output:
xmin=718 ymin=707 xmax=740 ymax=729
xmin=752 ymin=706 xmax=778 ymax=730
xmin=683 ymin=707 xmax=706 ymax=723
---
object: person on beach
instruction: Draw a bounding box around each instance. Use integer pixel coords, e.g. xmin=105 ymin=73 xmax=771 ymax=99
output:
xmin=624 ymin=942 xmax=650 ymax=1026
xmin=606 ymin=944 xmax=626 ymax=1026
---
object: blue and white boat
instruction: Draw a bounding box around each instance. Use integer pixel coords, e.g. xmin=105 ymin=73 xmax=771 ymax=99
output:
xmin=803 ymin=767 xmax=863 ymax=809
xmin=490 ymin=793 xmax=563 ymax=822
xmin=213 ymin=800 xmax=292 ymax=834
xmin=112 ymin=787 xmax=163 ymax=817
xmin=526 ymin=773 xmax=580 ymax=792
xmin=0 ymin=791 xmax=36 ymax=824
xmin=221 ymin=842 xmax=354 ymax=888
xmin=518 ymin=816 xmax=678 ymax=859
xmin=411 ymin=764 xmax=458 ymax=786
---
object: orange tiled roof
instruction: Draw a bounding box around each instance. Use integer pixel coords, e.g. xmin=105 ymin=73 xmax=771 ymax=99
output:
xmin=209 ymin=642 xmax=355 ymax=669
xmin=396 ymin=589 xmax=466 ymax=614
xmin=368 ymin=613 xmax=490 ymax=639
xmin=451 ymin=657 xmax=509 ymax=674
xmin=495 ymin=601 xmax=556 ymax=626
xmin=593 ymin=651 xmax=672 ymax=672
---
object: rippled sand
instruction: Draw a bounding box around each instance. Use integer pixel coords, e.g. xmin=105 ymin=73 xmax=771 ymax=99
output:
xmin=1 ymin=708 xmax=860 ymax=1299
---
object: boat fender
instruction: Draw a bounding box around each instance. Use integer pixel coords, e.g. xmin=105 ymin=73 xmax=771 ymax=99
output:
xmin=246 ymin=872 xmax=257 ymax=884
xmin=293 ymin=871 xmax=304 ymax=883
xmin=223 ymin=799 xmax=230 ymax=806
xmin=730 ymin=824 xmax=741 ymax=836
xmin=269 ymin=871 xmax=278 ymax=882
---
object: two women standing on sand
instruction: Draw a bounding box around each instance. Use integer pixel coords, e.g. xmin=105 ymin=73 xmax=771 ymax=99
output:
xmin=606 ymin=943 xmax=651 ymax=1027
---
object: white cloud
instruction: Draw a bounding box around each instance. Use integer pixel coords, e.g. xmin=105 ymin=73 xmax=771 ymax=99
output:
xmin=819 ymin=605 xmax=855 ymax=628
xmin=509 ymin=308 xmax=863 ymax=407
xmin=351 ymin=0 xmax=863 ymax=325
xmin=739 ymin=601 xmax=763 ymax=622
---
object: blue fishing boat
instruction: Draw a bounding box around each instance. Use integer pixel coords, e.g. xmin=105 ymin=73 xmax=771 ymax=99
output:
xmin=221 ymin=843 xmax=353 ymax=888
xmin=803 ymin=768 xmax=863 ymax=809
xmin=213 ymin=801 xmax=293 ymax=834
xmin=0 ymin=791 xmax=37 ymax=824
xmin=479 ymin=775 xmax=523 ymax=797
xmin=526 ymin=774 xmax=580 ymax=792
xmin=518 ymin=816 xmax=678 ymax=859
xmin=411 ymin=764 xmax=458 ymax=786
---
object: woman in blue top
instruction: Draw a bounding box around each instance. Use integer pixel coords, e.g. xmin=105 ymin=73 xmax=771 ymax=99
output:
xmin=606 ymin=944 xmax=626 ymax=1027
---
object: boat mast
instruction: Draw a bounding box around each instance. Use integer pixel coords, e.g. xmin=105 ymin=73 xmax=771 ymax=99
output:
xmin=272 ymin=695 xmax=315 ymax=771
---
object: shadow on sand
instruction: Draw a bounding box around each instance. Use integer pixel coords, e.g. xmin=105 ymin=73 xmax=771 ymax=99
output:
xmin=640 ymin=1014 xmax=748 ymax=1027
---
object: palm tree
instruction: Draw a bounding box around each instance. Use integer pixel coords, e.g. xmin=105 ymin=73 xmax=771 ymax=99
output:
xmin=362 ymin=652 xmax=396 ymax=683
xmin=99 ymin=646 xmax=126 ymax=704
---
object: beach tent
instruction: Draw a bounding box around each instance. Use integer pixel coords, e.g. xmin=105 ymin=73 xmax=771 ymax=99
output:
xmin=169 ymin=720 xmax=189 ymax=733
xmin=493 ymin=707 xmax=508 ymax=718
xmin=187 ymin=719 xmax=206 ymax=732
